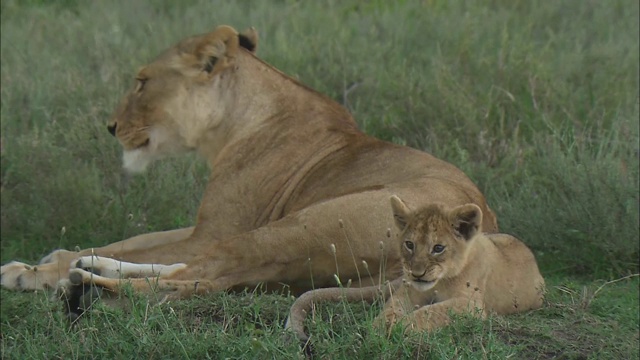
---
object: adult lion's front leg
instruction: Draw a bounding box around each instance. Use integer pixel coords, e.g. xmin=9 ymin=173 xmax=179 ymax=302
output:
xmin=0 ymin=227 xmax=194 ymax=291
xmin=59 ymin=192 xmax=403 ymax=316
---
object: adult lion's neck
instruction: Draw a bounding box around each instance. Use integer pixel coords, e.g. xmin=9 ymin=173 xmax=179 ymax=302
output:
xmin=195 ymin=50 xmax=357 ymax=167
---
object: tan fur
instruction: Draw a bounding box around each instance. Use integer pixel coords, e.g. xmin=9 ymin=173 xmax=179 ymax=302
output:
xmin=1 ymin=26 xmax=500 ymax=313
xmin=287 ymin=196 xmax=544 ymax=342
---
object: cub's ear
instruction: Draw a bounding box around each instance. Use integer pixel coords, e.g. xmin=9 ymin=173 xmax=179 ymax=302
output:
xmin=390 ymin=195 xmax=411 ymax=230
xmin=239 ymin=27 xmax=258 ymax=53
xmin=195 ymin=25 xmax=240 ymax=76
xmin=450 ymin=204 xmax=482 ymax=241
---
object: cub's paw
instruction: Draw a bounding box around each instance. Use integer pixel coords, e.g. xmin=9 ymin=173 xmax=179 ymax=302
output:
xmin=1 ymin=261 xmax=58 ymax=291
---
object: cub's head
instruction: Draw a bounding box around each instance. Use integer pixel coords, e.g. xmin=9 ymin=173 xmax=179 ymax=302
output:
xmin=390 ymin=195 xmax=483 ymax=292
xmin=107 ymin=25 xmax=258 ymax=173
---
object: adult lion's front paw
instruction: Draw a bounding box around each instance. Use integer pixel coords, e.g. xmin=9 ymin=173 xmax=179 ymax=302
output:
xmin=0 ymin=261 xmax=59 ymax=291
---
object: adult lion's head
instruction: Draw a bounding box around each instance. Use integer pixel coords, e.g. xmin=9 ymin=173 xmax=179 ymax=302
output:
xmin=107 ymin=25 xmax=258 ymax=173
xmin=390 ymin=195 xmax=483 ymax=292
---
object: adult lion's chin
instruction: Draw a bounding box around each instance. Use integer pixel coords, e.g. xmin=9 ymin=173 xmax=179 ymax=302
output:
xmin=122 ymin=149 xmax=154 ymax=174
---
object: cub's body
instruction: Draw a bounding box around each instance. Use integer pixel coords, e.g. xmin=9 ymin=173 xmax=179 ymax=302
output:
xmin=383 ymin=232 xmax=545 ymax=332
xmin=287 ymin=198 xmax=545 ymax=342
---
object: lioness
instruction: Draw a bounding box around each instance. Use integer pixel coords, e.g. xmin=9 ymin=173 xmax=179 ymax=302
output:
xmin=1 ymin=26 xmax=498 ymax=318
xmin=286 ymin=196 xmax=545 ymax=342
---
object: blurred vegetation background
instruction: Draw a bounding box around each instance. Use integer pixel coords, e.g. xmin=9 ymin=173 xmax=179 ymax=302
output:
xmin=2 ymin=0 xmax=637 ymax=277
xmin=1 ymin=1 xmax=638 ymax=359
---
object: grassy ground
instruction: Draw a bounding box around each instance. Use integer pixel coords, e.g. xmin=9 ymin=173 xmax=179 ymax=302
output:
xmin=1 ymin=0 xmax=638 ymax=359
xmin=1 ymin=276 xmax=638 ymax=359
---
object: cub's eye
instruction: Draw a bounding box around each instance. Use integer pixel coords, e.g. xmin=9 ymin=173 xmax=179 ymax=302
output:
xmin=404 ymin=241 xmax=415 ymax=251
xmin=135 ymin=78 xmax=148 ymax=93
xmin=432 ymin=244 xmax=445 ymax=254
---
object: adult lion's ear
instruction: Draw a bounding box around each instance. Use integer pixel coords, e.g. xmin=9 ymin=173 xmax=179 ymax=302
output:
xmin=450 ymin=204 xmax=482 ymax=241
xmin=196 ymin=25 xmax=240 ymax=76
xmin=239 ymin=27 xmax=258 ymax=53
xmin=390 ymin=195 xmax=411 ymax=230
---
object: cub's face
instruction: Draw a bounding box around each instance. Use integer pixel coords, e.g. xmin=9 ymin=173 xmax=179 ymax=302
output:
xmin=389 ymin=196 xmax=483 ymax=292
xmin=106 ymin=26 xmax=258 ymax=173
xmin=399 ymin=213 xmax=462 ymax=291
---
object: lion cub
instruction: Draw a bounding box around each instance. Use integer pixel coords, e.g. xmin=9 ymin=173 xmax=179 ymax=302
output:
xmin=286 ymin=195 xmax=545 ymax=342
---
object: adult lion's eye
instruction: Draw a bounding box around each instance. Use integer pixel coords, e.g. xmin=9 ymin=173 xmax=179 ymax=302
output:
xmin=432 ymin=244 xmax=445 ymax=254
xmin=137 ymin=138 xmax=150 ymax=148
xmin=404 ymin=241 xmax=415 ymax=251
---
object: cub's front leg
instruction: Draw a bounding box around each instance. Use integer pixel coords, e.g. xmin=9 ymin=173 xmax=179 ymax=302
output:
xmin=374 ymin=285 xmax=413 ymax=332
xmin=407 ymin=297 xmax=486 ymax=332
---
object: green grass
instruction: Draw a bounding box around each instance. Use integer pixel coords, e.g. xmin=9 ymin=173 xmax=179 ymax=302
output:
xmin=1 ymin=276 xmax=638 ymax=359
xmin=1 ymin=0 xmax=638 ymax=359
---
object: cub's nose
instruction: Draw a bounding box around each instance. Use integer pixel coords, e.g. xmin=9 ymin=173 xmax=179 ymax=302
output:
xmin=411 ymin=269 xmax=427 ymax=279
xmin=107 ymin=123 xmax=117 ymax=136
